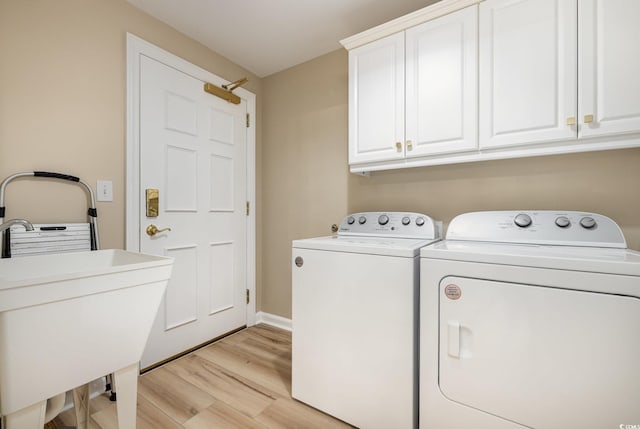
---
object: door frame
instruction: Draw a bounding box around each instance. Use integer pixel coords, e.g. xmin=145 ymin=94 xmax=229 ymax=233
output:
xmin=125 ymin=33 xmax=256 ymax=326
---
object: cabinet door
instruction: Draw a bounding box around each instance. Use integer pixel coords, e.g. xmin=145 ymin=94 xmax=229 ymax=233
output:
xmin=579 ymin=0 xmax=640 ymax=138
xmin=479 ymin=0 xmax=577 ymax=149
xmin=405 ymin=5 xmax=478 ymax=157
xmin=349 ymin=33 xmax=405 ymax=164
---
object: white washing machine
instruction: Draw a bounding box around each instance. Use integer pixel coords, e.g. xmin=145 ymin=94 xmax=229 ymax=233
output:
xmin=420 ymin=210 xmax=640 ymax=429
xmin=292 ymin=212 xmax=442 ymax=429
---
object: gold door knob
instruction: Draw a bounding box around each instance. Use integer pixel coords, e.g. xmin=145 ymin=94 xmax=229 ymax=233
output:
xmin=395 ymin=142 xmax=402 ymax=152
xmin=566 ymin=117 xmax=576 ymax=126
xmin=146 ymin=224 xmax=171 ymax=237
xmin=406 ymin=140 xmax=413 ymax=151
xmin=584 ymin=114 xmax=594 ymax=123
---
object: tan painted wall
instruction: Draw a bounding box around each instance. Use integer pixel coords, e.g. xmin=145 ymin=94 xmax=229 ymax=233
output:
xmin=262 ymin=50 xmax=350 ymax=318
xmin=262 ymin=48 xmax=640 ymax=319
xmin=0 ymin=0 xmax=264 ymax=308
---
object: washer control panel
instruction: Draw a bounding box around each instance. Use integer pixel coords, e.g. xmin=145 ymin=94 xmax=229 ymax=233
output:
xmin=447 ymin=211 xmax=627 ymax=248
xmin=338 ymin=212 xmax=442 ymax=239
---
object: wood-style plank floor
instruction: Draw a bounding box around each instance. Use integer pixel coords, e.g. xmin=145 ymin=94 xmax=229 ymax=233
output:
xmin=50 ymin=324 xmax=354 ymax=429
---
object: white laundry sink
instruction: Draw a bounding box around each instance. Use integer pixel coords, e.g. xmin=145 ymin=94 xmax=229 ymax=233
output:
xmin=0 ymin=249 xmax=173 ymax=428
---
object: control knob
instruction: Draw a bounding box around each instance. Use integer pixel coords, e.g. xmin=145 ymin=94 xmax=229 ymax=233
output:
xmin=378 ymin=214 xmax=389 ymax=225
xmin=347 ymin=216 xmax=355 ymax=225
xmin=358 ymin=216 xmax=367 ymax=225
xmin=555 ymin=216 xmax=570 ymax=228
xmin=401 ymin=216 xmax=411 ymax=226
xmin=415 ymin=217 xmax=425 ymax=227
xmin=580 ymin=216 xmax=596 ymax=229
xmin=514 ymin=213 xmax=532 ymax=228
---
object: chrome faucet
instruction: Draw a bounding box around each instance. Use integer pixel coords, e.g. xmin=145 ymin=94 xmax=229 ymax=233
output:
xmin=0 ymin=219 xmax=34 ymax=232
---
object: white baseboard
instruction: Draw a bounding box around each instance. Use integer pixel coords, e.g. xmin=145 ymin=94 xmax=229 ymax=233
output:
xmin=256 ymin=311 xmax=292 ymax=331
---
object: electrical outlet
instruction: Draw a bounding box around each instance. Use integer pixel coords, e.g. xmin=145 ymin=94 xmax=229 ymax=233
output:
xmin=97 ymin=180 xmax=113 ymax=202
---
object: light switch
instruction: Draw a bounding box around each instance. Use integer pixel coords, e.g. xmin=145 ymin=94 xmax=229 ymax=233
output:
xmin=97 ymin=180 xmax=113 ymax=202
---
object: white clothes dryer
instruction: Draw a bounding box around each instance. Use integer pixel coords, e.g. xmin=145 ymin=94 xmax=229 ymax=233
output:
xmin=420 ymin=211 xmax=640 ymax=429
xmin=292 ymin=212 xmax=442 ymax=429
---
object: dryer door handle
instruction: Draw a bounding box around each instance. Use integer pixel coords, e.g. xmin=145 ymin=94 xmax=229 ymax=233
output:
xmin=447 ymin=320 xmax=460 ymax=358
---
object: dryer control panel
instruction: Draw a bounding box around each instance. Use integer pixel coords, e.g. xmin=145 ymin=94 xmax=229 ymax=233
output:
xmin=338 ymin=212 xmax=442 ymax=240
xmin=446 ymin=211 xmax=626 ymax=248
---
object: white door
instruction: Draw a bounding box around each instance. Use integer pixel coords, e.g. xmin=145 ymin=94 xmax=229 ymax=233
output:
xmin=578 ymin=0 xmax=640 ymax=138
xmin=405 ymin=5 xmax=477 ymax=157
xmin=439 ymin=276 xmax=640 ymax=429
xmin=348 ymin=32 xmax=405 ymax=164
xmin=138 ymin=55 xmax=247 ymax=369
xmin=479 ymin=0 xmax=577 ymax=149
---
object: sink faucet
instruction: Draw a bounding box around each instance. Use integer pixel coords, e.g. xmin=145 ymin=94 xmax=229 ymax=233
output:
xmin=0 ymin=219 xmax=34 ymax=232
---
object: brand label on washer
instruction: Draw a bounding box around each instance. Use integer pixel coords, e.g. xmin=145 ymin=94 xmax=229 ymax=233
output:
xmin=444 ymin=284 xmax=462 ymax=300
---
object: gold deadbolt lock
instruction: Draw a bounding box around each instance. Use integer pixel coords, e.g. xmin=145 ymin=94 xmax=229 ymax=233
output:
xmin=146 ymin=188 xmax=159 ymax=217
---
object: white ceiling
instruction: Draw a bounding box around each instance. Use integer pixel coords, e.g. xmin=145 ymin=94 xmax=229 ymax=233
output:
xmin=127 ymin=0 xmax=440 ymax=77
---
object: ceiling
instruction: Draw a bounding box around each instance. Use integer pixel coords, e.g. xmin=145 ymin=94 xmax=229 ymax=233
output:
xmin=127 ymin=0 xmax=440 ymax=77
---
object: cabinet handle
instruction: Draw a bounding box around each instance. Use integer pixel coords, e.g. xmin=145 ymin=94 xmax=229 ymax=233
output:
xmin=584 ymin=114 xmax=594 ymax=124
xmin=566 ymin=117 xmax=576 ymax=126
xmin=395 ymin=142 xmax=402 ymax=152
xmin=406 ymin=140 xmax=413 ymax=151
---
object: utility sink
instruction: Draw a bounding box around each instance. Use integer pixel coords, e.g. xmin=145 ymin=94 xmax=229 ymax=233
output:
xmin=0 ymin=249 xmax=173 ymax=428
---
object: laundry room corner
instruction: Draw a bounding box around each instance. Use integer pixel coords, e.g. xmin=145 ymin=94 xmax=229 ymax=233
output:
xmin=261 ymin=44 xmax=640 ymax=322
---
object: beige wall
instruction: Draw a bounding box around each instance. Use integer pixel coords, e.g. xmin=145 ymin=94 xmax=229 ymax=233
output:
xmin=262 ymin=50 xmax=350 ymax=317
xmin=262 ymin=48 xmax=640 ymax=319
xmin=0 ymin=0 xmax=264 ymax=307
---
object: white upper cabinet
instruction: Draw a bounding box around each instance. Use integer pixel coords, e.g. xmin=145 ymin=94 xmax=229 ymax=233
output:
xmin=348 ymin=5 xmax=478 ymax=166
xmin=349 ymin=33 xmax=405 ymax=164
xmin=479 ymin=0 xmax=577 ymax=149
xmin=342 ymin=0 xmax=640 ymax=172
xmin=406 ymin=5 xmax=478 ymax=157
xmin=578 ymin=0 xmax=640 ymax=138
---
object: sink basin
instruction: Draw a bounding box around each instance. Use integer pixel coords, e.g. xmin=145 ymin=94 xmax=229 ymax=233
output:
xmin=0 ymin=249 xmax=173 ymax=426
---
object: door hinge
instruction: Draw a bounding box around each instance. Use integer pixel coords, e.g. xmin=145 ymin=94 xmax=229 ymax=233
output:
xmin=246 ymin=113 xmax=250 ymax=128
xmin=246 ymin=289 xmax=250 ymax=304
xmin=246 ymin=201 xmax=250 ymax=216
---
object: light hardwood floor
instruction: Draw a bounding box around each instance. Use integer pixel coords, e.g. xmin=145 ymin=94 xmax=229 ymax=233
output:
xmin=49 ymin=324 xmax=354 ymax=429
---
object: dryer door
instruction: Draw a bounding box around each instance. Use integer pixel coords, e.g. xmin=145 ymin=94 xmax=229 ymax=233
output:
xmin=439 ymin=276 xmax=640 ymax=429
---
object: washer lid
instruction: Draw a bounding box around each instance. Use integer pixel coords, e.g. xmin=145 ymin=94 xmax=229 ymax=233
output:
xmin=420 ymin=240 xmax=640 ymax=276
xmin=293 ymin=235 xmax=439 ymax=257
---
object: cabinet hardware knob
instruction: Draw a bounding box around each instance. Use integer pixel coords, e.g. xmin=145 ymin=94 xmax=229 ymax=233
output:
xmin=584 ymin=114 xmax=594 ymax=124
xmin=406 ymin=140 xmax=413 ymax=150
xmin=395 ymin=142 xmax=402 ymax=151
xmin=566 ymin=117 xmax=576 ymax=126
